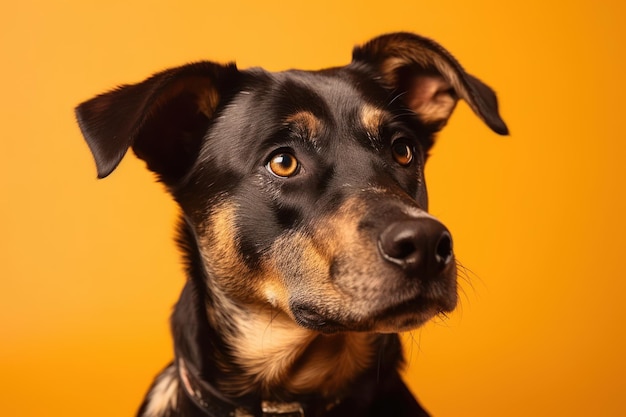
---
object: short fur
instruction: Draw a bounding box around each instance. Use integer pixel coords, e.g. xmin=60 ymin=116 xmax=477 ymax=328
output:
xmin=76 ymin=32 xmax=507 ymax=417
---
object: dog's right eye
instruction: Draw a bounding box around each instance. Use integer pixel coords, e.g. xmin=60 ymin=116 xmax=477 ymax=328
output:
xmin=391 ymin=140 xmax=414 ymax=167
xmin=266 ymin=152 xmax=300 ymax=178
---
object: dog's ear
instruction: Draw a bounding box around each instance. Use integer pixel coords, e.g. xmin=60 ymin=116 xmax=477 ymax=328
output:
xmin=75 ymin=62 xmax=239 ymax=183
xmin=352 ymin=32 xmax=508 ymax=135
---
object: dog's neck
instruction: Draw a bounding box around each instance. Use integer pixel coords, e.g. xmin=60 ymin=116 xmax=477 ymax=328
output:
xmin=229 ymin=309 xmax=376 ymax=398
xmin=170 ymin=277 xmax=407 ymax=417
xmin=206 ymin=288 xmax=378 ymax=399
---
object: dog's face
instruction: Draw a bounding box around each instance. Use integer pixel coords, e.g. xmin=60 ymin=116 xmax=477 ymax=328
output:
xmin=188 ymin=68 xmax=457 ymax=334
xmin=76 ymin=33 xmax=507 ymax=335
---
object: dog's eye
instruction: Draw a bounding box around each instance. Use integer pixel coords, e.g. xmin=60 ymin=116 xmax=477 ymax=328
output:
xmin=267 ymin=153 xmax=300 ymax=177
xmin=391 ymin=141 xmax=414 ymax=166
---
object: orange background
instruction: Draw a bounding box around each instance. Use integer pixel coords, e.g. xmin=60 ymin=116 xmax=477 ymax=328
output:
xmin=2 ymin=1 xmax=625 ymax=416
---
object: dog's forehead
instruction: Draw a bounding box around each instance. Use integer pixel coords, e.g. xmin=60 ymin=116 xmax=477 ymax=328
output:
xmin=237 ymin=67 xmax=393 ymax=139
xmin=196 ymin=66 xmax=426 ymax=186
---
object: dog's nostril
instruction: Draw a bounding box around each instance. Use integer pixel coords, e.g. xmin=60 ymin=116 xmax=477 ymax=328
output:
xmin=378 ymin=222 xmax=416 ymax=267
xmin=395 ymin=241 xmax=418 ymax=260
xmin=379 ymin=228 xmax=421 ymax=263
xmin=435 ymin=231 xmax=453 ymax=266
xmin=378 ymin=218 xmax=453 ymax=275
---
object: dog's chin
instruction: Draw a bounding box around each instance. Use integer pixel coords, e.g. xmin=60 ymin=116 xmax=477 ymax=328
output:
xmin=369 ymin=304 xmax=446 ymax=334
xmin=291 ymin=292 xmax=457 ymax=334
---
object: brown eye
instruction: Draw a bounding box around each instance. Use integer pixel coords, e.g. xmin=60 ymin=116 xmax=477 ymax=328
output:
xmin=392 ymin=141 xmax=414 ymax=166
xmin=267 ymin=153 xmax=300 ymax=177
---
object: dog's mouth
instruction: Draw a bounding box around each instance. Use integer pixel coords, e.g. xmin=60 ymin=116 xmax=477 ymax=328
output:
xmin=290 ymin=287 xmax=457 ymax=334
xmin=372 ymin=291 xmax=458 ymax=332
xmin=265 ymin=199 xmax=459 ymax=334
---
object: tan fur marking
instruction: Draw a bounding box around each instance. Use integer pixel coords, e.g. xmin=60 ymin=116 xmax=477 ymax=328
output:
xmin=263 ymin=197 xmax=384 ymax=324
xmin=268 ymin=230 xmax=345 ymax=309
xmin=376 ymin=43 xmax=475 ymax=127
xmin=141 ymin=365 xmax=179 ymax=417
xmin=223 ymin=306 xmax=375 ymax=397
xmin=197 ymin=202 xmax=269 ymax=337
xmin=378 ymin=44 xmax=468 ymax=98
xmin=221 ymin=308 xmax=316 ymax=394
xmin=287 ymin=332 xmax=376 ymax=395
xmin=284 ymin=111 xmax=321 ymax=139
xmin=360 ymin=105 xmax=388 ymax=138
xmin=198 ymin=202 xmax=254 ymax=288
xmin=311 ymin=195 xmax=370 ymax=265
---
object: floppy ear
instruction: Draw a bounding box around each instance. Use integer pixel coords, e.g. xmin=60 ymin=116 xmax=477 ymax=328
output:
xmin=352 ymin=32 xmax=508 ymax=135
xmin=75 ymin=62 xmax=239 ymax=183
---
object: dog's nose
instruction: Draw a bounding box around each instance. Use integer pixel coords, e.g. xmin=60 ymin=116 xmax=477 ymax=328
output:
xmin=378 ymin=218 xmax=454 ymax=275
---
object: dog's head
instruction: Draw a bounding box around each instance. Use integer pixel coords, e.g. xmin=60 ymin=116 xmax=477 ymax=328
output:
xmin=77 ymin=33 xmax=507 ymax=334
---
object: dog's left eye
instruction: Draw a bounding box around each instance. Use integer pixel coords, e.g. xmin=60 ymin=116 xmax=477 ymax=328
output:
xmin=267 ymin=152 xmax=300 ymax=177
xmin=391 ymin=141 xmax=414 ymax=166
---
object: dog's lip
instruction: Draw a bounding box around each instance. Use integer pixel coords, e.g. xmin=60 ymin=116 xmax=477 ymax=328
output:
xmin=291 ymin=304 xmax=350 ymax=333
xmin=350 ymin=292 xmax=456 ymax=333
xmin=290 ymin=290 xmax=456 ymax=334
xmin=368 ymin=269 xmax=458 ymax=320
xmin=375 ymin=292 xmax=456 ymax=322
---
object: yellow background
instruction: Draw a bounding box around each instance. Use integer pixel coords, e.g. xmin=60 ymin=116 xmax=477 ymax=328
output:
xmin=2 ymin=1 xmax=625 ymax=416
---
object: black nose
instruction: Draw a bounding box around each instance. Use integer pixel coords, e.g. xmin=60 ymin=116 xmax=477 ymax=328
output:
xmin=378 ymin=218 xmax=454 ymax=275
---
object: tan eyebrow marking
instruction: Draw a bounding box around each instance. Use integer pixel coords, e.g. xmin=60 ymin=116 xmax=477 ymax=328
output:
xmin=360 ymin=105 xmax=389 ymax=138
xmin=284 ymin=111 xmax=322 ymax=140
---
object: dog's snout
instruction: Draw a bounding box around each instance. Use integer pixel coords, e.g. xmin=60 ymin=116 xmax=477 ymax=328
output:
xmin=378 ymin=218 xmax=454 ymax=275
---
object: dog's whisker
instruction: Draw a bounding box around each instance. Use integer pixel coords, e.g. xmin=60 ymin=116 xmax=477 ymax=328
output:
xmin=387 ymin=90 xmax=408 ymax=106
xmin=455 ymin=259 xmax=483 ymax=288
xmin=403 ymin=330 xmax=424 ymax=367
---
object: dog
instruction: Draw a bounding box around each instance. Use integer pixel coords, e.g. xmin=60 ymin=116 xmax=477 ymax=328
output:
xmin=76 ymin=32 xmax=507 ymax=417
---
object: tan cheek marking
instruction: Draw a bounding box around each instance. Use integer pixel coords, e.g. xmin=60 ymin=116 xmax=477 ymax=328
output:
xmin=297 ymin=234 xmax=334 ymax=286
xmin=261 ymin=276 xmax=290 ymax=311
xmin=310 ymin=195 xmax=419 ymax=320
xmin=305 ymin=197 xmax=375 ymax=286
xmin=275 ymin=197 xmax=379 ymax=317
xmin=264 ymin=231 xmax=338 ymax=304
xmin=312 ymin=197 xmax=370 ymax=259
xmin=198 ymin=203 xmax=259 ymax=298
